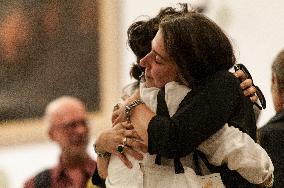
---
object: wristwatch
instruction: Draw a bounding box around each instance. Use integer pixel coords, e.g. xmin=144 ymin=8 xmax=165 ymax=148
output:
xmin=125 ymin=99 xmax=144 ymax=122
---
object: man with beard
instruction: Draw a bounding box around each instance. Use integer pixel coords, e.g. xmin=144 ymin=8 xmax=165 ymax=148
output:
xmin=24 ymin=96 xmax=96 ymax=188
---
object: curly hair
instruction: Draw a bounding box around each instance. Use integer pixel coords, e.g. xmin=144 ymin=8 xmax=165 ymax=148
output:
xmin=127 ymin=3 xmax=189 ymax=81
xmin=127 ymin=19 xmax=157 ymax=80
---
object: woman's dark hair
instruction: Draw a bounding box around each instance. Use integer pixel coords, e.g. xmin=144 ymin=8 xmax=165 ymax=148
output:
xmin=127 ymin=19 xmax=158 ymax=80
xmin=127 ymin=19 xmax=158 ymax=61
xmin=127 ymin=4 xmax=189 ymax=81
xmin=160 ymin=11 xmax=236 ymax=83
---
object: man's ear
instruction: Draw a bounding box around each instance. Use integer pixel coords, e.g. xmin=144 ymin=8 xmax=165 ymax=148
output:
xmin=272 ymin=72 xmax=276 ymax=84
xmin=48 ymin=129 xmax=55 ymax=141
xmin=272 ymin=72 xmax=279 ymax=89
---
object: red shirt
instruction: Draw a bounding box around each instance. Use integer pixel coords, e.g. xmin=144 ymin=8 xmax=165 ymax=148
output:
xmin=24 ymin=155 xmax=96 ymax=188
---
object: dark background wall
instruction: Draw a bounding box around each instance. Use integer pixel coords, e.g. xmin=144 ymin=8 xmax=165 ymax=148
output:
xmin=0 ymin=0 xmax=100 ymax=121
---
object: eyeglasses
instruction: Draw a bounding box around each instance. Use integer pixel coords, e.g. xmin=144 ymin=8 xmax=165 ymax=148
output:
xmin=55 ymin=119 xmax=88 ymax=132
xmin=234 ymin=64 xmax=266 ymax=110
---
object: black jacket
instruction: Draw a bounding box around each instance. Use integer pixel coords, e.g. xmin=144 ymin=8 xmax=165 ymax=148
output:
xmin=148 ymin=70 xmax=257 ymax=187
xmin=148 ymin=70 xmax=256 ymax=158
xmin=259 ymin=110 xmax=284 ymax=188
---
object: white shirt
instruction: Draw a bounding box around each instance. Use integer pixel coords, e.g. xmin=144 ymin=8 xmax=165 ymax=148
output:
xmin=105 ymin=81 xmax=273 ymax=188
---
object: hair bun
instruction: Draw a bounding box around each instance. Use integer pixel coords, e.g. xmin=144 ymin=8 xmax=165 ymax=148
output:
xmin=130 ymin=64 xmax=144 ymax=81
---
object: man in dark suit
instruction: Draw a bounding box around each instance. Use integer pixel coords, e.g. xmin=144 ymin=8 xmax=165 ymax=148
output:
xmin=259 ymin=49 xmax=284 ymax=188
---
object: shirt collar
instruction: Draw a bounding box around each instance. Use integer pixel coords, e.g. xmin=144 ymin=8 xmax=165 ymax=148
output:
xmin=267 ymin=109 xmax=284 ymax=124
xmin=52 ymin=154 xmax=96 ymax=181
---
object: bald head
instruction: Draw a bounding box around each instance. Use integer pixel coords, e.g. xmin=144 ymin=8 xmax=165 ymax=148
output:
xmin=45 ymin=96 xmax=89 ymax=160
xmin=45 ymin=96 xmax=87 ymax=130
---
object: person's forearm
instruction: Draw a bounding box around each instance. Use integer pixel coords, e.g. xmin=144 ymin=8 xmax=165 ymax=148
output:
xmin=94 ymin=131 xmax=111 ymax=179
xmin=141 ymin=72 xmax=248 ymax=158
xmin=125 ymin=89 xmax=155 ymax=146
xmin=129 ymin=104 xmax=155 ymax=146
xmin=97 ymin=156 xmax=110 ymax=179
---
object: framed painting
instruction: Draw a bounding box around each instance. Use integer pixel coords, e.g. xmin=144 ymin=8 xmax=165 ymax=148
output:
xmin=0 ymin=0 xmax=101 ymax=121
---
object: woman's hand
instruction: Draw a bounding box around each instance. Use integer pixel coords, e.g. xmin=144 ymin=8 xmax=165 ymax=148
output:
xmin=95 ymin=122 xmax=147 ymax=168
xmin=233 ymin=70 xmax=258 ymax=103
xmin=111 ymin=101 xmax=127 ymax=125
xmin=112 ymin=90 xmax=140 ymax=125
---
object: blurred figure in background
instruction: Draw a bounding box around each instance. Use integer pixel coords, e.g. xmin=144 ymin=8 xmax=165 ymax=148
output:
xmin=24 ymin=96 xmax=96 ymax=188
xmin=258 ymin=49 xmax=284 ymax=188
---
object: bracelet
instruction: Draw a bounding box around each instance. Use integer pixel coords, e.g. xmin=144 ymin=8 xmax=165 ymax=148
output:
xmin=261 ymin=173 xmax=274 ymax=187
xmin=93 ymin=143 xmax=111 ymax=158
xmin=125 ymin=99 xmax=144 ymax=122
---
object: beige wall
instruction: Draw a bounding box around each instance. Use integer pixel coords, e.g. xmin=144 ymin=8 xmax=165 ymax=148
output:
xmin=120 ymin=0 xmax=284 ymax=127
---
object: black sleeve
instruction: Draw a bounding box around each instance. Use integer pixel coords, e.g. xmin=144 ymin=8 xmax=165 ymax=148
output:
xmin=91 ymin=168 xmax=106 ymax=188
xmin=219 ymin=165 xmax=260 ymax=188
xmin=148 ymin=71 xmax=243 ymax=158
xmin=194 ymin=149 xmax=258 ymax=188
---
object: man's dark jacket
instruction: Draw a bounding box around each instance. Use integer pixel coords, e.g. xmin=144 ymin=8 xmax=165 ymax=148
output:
xmin=259 ymin=110 xmax=284 ymax=188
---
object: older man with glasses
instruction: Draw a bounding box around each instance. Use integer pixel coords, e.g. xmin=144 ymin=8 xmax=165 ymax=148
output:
xmin=24 ymin=96 xmax=97 ymax=188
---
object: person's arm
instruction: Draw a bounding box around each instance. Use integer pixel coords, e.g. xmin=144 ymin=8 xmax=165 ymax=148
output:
xmin=92 ymin=126 xmax=146 ymax=187
xmin=113 ymin=69 xmax=258 ymax=141
xmin=91 ymin=167 xmax=106 ymax=188
xmin=96 ymin=155 xmax=110 ymax=179
xmin=198 ymin=124 xmax=273 ymax=184
xmin=94 ymin=124 xmax=144 ymax=167
xmin=128 ymin=71 xmax=243 ymax=158
xmin=93 ymin=122 xmax=147 ymax=178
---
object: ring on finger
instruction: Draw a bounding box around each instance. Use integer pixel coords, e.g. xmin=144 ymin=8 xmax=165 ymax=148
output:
xmin=117 ymin=144 xmax=125 ymax=153
xmin=113 ymin=103 xmax=120 ymax=111
xmin=122 ymin=137 xmax=127 ymax=146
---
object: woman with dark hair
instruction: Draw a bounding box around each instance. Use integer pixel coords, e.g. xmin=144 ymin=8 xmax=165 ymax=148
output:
xmin=93 ymin=5 xmax=273 ymax=188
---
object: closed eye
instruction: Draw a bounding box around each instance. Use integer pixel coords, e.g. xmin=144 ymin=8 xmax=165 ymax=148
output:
xmin=154 ymin=55 xmax=163 ymax=64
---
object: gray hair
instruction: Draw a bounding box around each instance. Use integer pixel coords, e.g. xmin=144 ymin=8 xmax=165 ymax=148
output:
xmin=272 ymin=49 xmax=284 ymax=92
